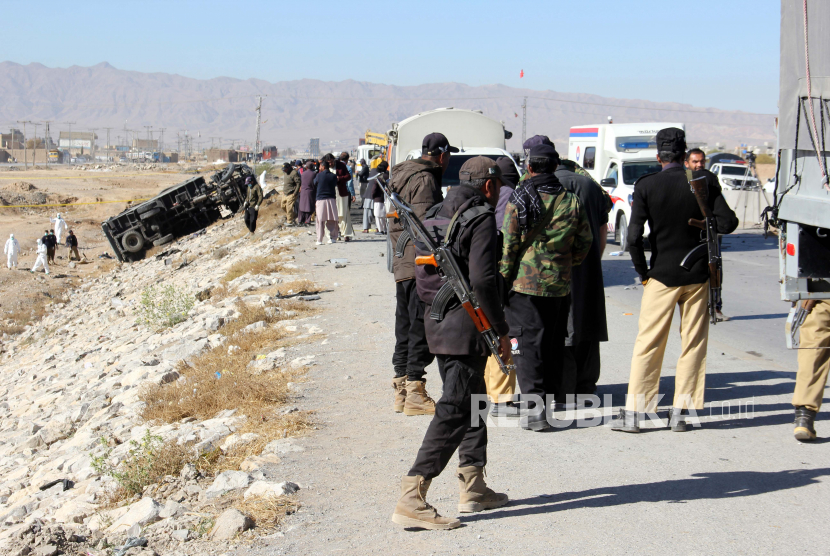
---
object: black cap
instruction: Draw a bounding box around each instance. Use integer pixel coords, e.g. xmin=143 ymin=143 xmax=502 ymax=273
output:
xmin=656 ymin=127 xmax=686 ymax=152
xmin=496 ymin=156 xmax=519 ymax=186
xmin=522 ymin=134 xmax=555 ymax=152
xmin=422 ymin=132 xmax=459 ymax=156
xmin=528 ymin=144 xmax=560 ymax=160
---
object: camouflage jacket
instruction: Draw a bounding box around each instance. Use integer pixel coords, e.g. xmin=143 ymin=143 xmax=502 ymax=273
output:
xmin=499 ymin=182 xmax=593 ymax=298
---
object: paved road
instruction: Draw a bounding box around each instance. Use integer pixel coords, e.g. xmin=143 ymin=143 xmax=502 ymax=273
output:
xmin=249 ymin=226 xmax=827 ymax=556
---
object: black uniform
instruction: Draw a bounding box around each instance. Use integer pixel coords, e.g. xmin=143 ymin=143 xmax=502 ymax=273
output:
xmin=555 ymin=167 xmax=613 ymax=399
xmin=408 ymin=184 xmax=508 ymax=479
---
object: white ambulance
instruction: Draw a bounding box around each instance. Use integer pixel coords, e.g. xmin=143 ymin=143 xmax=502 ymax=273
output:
xmin=567 ymin=122 xmax=684 ymax=250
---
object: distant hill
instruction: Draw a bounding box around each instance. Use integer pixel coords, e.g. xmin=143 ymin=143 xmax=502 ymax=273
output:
xmin=0 ymin=61 xmax=775 ymax=153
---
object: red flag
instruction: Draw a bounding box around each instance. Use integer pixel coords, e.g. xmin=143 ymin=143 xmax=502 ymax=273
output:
xmin=520 ymin=69 xmax=524 ymax=78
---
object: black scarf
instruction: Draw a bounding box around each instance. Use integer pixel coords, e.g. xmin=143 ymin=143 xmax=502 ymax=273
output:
xmin=509 ymin=173 xmax=564 ymax=230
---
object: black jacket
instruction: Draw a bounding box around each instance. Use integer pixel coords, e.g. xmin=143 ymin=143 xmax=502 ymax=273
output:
xmin=628 ymin=165 xmax=738 ymax=286
xmin=66 ymin=234 xmax=78 ymax=247
xmin=422 ymin=184 xmax=509 ymax=356
xmin=556 ymin=167 xmax=612 ymax=343
xmin=365 ymin=169 xmax=388 ymax=203
xmin=313 ymin=171 xmax=338 ymax=200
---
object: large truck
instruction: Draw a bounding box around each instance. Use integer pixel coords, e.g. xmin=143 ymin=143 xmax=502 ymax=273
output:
xmin=567 ymin=122 xmax=685 ymax=250
xmin=101 ymin=163 xmax=253 ymax=262
xmin=772 ymin=1 xmax=830 ymax=315
xmin=386 ymin=107 xmax=517 ymax=192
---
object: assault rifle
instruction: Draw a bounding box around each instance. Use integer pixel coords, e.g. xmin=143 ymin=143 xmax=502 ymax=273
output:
xmin=376 ymin=175 xmax=514 ymax=376
xmin=680 ymin=171 xmax=722 ymax=324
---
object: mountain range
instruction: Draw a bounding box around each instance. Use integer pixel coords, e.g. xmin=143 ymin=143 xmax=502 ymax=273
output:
xmin=0 ymin=61 xmax=776 ymax=153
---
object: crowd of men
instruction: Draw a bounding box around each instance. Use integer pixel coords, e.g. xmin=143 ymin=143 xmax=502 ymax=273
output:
xmin=4 ymin=213 xmax=82 ymax=275
xmin=372 ymin=128 xmax=830 ymax=531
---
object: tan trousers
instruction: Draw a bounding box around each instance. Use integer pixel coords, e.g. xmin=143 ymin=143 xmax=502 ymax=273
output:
xmin=484 ymin=355 xmax=516 ymax=403
xmin=625 ymin=278 xmax=709 ymax=412
xmin=792 ymin=300 xmax=830 ymax=411
xmin=281 ymin=191 xmax=299 ymax=223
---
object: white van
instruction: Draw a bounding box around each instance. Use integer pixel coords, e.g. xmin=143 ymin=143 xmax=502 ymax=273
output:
xmin=567 ymin=122 xmax=684 ymax=250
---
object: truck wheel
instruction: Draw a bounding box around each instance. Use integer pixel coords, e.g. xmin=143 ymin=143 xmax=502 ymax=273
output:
xmin=139 ymin=208 xmax=162 ymax=220
xmin=121 ymin=230 xmax=145 ymax=253
xmin=222 ymin=163 xmax=236 ymax=182
xmin=617 ymin=214 xmax=629 ymax=252
xmin=153 ymin=234 xmax=174 ymax=247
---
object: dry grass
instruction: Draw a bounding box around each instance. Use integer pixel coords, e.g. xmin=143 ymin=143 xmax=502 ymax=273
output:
xmin=222 ymin=245 xmax=295 ymax=283
xmin=0 ymin=297 xmax=50 ymax=336
xmin=139 ymin=297 xmax=318 ymax=431
xmin=264 ymin=278 xmax=323 ymax=298
xmin=234 ymin=494 xmax=300 ymax=529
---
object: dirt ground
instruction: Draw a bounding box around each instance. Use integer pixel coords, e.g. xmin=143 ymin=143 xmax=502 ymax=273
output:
xmin=0 ymin=165 xmax=203 ymax=337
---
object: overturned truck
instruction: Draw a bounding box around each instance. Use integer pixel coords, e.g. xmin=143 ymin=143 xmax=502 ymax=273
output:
xmin=102 ymin=163 xmax=254 ymax=262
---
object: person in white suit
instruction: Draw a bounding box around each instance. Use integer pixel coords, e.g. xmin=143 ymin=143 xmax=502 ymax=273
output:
xmin=4 ymin=234 xmax=20 ymax=269
xmin=31 ymin=238 xmax=49 ymax=275
xmin=51 ymin=213 xmax=68 ymax=244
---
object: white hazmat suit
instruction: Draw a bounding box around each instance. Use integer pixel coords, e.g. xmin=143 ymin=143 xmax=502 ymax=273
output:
xmin=31 ymin=238 xmax=49 ymax=274
xmin=4 ymin=234 xmax=20 ymax=269
xmin=51 ymin=213 xmax=68 ymax=244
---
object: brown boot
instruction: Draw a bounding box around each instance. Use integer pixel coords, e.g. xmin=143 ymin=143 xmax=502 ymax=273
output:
xmin=392 ymin=376 xmax=407 ymax=413
xmin=403 ymin=379 xmax=436 ymax=416
xmin=391 ymin=475 xmax=460 ymax=530
xmin=456 ymin=466 xmax=509 ymax=513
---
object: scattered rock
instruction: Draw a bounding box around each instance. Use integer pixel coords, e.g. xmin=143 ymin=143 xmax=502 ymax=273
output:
xmin=107 ymin=497 xmax=162 ymax=533
xmin=206 ymin=471 xmax=252 ymax=499
xmin=209 ymin=508 xmax=254 ymax=540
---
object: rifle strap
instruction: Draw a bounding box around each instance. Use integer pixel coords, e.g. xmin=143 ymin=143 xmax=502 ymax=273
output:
xmin=506 ymin=192 xmax=565 ymax=286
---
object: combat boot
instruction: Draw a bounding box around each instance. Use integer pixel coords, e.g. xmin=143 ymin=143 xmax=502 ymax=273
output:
xmin=610 ymin=408 xmax=640 ymax=433
xmin=391 ymin=475 xmax=460 ymax=530
xmin=794 ymin=406 xmax=817 ymax=441
xmin=392 ymin=376 xmax=407 ymax=413
xmin=404 ymin=379 xmax=436 ymax=416
xmin=456 ymin=466 xmax=509 ymax=513
xmin=667 ymin=407 xmax=688 ymax=432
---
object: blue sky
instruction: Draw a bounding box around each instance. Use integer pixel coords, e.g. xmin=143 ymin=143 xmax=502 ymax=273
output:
xmin=6 ymin=0 xmax=779 ymax=113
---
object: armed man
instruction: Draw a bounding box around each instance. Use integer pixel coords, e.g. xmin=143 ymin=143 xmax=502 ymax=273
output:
xmin=391 ymin=156 xmax=510 ymax=530
xmin=499 ymin=143 xmax=593 ymax=431
xmin=611 ymin=128 xmax=738 ymax=433
xmin=281 ymin=162 xmax=301 ymax=226
xmin=387 ymin=132 xmax=453 ymax=416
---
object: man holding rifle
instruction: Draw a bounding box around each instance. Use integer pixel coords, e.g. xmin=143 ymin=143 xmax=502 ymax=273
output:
xmin=611 ymin=128 xmax=738 ymax=433
xmin=391 ymin=157 xmax=510 ymax=530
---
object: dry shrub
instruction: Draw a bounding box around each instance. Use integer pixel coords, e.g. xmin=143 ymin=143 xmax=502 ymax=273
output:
xmin=268 ymin=279 xmax=322 ymax=298
xmin=234 ymin=494 xmax=299 ymax=529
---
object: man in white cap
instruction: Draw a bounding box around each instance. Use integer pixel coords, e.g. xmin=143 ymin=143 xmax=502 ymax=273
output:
xmin=51 ymin=213 xmax=68 ymax=244
xmin=4 ymin=234 xmax=20 ymax=269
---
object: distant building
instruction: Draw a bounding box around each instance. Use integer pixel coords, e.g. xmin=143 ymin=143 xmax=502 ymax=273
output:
xmin=309 ymin=138 xmax=320 ymax=159
xmin=59 ymin=131 xmax=97 ymax=152
xmin=1 ymin=129 xmax=24 ymax=150
xmin=132 ymin=138 xmax=159 ymax=151
xmin=205 ymin=149 xmax=238 ymax=163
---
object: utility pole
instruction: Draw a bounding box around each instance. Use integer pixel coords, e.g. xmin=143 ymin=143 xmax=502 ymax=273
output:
xmin=103 ymin=127 xmax=113 ymax=161
xmin=158 ymin=127 xmax=166 ymax=155
xmin=124 ymin=120 xmax=129 ymax=150
xmin=32 ymin=122 xmax=40 ymax=164
xmin=143 ymin=125 xmax=153 ymax=154
xmin=522 ymin=96 xmax=527 ymax=146
xmin=42 ymin=121 xmax=53 ymax=165
xmin=254 ymin=96 xmax=263 ymax=162
xmin=89 ymin=128 xmax=98 ymax=161
xmin=16 ymin=120 xmax=32 ymax=169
